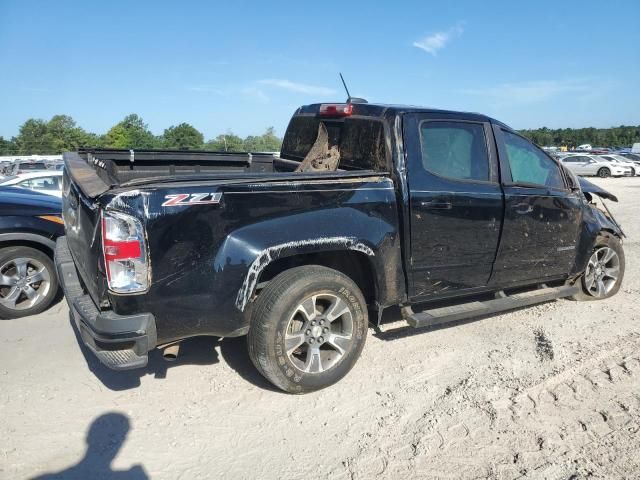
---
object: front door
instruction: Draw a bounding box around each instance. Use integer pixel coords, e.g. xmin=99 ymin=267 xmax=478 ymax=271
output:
xmin=491 ymin=127 xmax=583 ymax=286
xmin=404 ymin=114 xmax=503 ymax=300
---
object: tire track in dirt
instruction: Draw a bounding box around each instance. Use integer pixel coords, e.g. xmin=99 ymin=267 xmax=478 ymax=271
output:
xmin=329 ymin=332 xmax=640 ymax=479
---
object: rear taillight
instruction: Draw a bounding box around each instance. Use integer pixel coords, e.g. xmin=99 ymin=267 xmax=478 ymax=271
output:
xmin=319 ymin=103 xmax=353 ymax=117
xmin=101 ymin=211 xmax=148 ymax=293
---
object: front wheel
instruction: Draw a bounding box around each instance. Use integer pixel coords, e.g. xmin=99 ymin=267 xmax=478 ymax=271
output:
xmin=248 ymin=265 xmax=368 ymax=393
xmin=572 ymin=233 xmax=624 ymax=301
xmin=597 ymin=167 xmax=611 ymax=178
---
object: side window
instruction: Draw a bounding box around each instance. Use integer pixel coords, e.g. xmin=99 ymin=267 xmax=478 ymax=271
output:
xmin=17 ymin=179 xmax=32 ymax=188
xmin=420 ymin=121 xmax=490 ymax=182
xmin=502 ymin=130 xmax=565 ymax=189
xmin=30 ymin=176 xmax=60 ymax=190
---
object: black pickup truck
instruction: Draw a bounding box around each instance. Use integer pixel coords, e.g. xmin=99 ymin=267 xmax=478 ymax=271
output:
xmin=56 ymin=102 xmax=625 ymax=393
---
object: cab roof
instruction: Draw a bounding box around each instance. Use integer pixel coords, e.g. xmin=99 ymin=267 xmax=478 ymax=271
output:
xmin=296 ymin=102 xmax=512 ymax=129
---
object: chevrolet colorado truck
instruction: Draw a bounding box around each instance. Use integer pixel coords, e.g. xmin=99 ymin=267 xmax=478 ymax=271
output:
xmin=55 ymin=102 xmax=625 ymax=393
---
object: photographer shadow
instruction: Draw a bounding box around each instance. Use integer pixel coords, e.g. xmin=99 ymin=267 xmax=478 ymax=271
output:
xmin=32 ymin=412 xmax=148 ymax=479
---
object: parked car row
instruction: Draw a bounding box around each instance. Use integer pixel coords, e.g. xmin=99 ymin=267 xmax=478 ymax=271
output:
xmin=0 ymin=159 xmax=64 ymax=176
xmin=553 ymin=152 xmax=640 ymax=178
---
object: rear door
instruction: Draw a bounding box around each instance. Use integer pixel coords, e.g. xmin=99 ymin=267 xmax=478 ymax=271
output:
xmin=571 ymin=155 xmax=595 ymax=175
xmin=562 ymin=156 xmax=587 ymax=175
xmin=491 ymin=127 xmax=583 ymax=286
xmin=404 ymin=113 xmax=503 ymax=299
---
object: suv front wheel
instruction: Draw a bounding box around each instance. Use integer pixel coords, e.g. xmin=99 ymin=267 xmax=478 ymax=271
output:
xmin=248 ymin=265 xmax=368 ymax=393
xmin=572 ymin=233 xmax=624 ymax=301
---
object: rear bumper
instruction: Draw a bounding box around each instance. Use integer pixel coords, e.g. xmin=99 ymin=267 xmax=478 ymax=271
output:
xmin=55 ymin=236 xmax=156 ymax=370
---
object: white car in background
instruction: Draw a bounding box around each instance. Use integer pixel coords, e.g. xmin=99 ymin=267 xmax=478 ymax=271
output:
xmin=560 ymin=154 xmax=633 ymax=178
xmin=0 ymin=171 xmax=63 ymax=197
xmin=599 ymin=154 xmax=639 ymax=176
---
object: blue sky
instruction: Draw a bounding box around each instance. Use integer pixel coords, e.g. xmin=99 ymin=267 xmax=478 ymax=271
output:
xmin=1 ymin=0 xmax=639 ymax=140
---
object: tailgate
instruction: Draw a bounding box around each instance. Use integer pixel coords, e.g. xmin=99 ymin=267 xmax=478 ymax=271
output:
xmin=62 ymin=168 xmax=106 ymax=306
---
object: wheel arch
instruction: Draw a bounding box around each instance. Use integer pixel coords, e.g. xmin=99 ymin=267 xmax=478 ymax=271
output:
xmin=257 ymin=250 xmax=377 ymax=306
xmin=231 ymin=237 xmax=378 ymax=312
xmin=0 ymin=233 xmax=55 ymax=257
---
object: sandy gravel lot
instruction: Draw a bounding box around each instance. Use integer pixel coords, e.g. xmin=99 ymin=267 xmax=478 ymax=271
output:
xmin=1 ymin=177 xmax=639 ymax=479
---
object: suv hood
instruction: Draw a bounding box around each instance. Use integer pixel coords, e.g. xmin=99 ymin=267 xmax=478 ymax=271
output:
xmin=579 ymin=177 xmax=618 ymax=202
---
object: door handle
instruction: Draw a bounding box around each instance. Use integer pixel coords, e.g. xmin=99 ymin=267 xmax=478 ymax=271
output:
xmin=512 ymin=203 xmax=533 ymax=214
xmin=421 ymin=200 xmax=453 ymax=210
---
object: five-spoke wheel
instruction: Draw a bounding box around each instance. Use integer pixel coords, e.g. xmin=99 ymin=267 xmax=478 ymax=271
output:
xmin=0 ymin=246 xmax=58 ymax=318
xmin=285 ymin=293 xmax=354 ymax=373
xmin=584 ymin=246 xmax=620 ymax=298
xmin=573 ymin=232 xmax=624 ymax=301
xmin=248 ymin=265 xmax=368 ymax=393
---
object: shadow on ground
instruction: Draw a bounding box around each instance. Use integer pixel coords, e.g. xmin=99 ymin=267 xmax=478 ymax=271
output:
xmin=68 ymin=315 xmax=279 ymax=393
xmin=32 ymin=412 xmax=148 ymax=479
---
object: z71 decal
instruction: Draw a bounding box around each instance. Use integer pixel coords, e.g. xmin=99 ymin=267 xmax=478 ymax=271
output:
xmin=162 ymin=192 xmax=223 ymax=207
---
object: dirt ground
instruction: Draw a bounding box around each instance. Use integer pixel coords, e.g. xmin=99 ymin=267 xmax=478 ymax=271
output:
xmin=2 ymin=177 xmax=639 ymax=480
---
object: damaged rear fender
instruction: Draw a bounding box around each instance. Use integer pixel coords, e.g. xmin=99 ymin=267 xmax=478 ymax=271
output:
xmin=212 ymin=210 xmax=403 ymax=313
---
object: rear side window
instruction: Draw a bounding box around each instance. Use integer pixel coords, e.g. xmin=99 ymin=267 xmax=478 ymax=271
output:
xmin=502 ymin=130 xmax=565 ymax=189
xmin=419 ymin=121 xmax=489 ymax=181
xmin=30 ymin=176 xmax=61 ymax=190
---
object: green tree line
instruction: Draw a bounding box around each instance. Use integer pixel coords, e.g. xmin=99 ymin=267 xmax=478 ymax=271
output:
xmin=0 ymin=114 xmax=282 ymax=155
xmin=518 ymin=125 xmax=640 ymax=148
xmin=2 ymin=114 xmax=638 ymax=156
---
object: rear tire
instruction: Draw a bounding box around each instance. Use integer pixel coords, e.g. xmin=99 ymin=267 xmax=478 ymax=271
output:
xmin=248 ymin=265 xmax=368 ymax=393
xmin=0 ymin=246 xmax=59 ymax=319
xmin=597 ymin=168 xmax=611 ymax=178
xmin=571 ymin=233 xmax=624 ymax=301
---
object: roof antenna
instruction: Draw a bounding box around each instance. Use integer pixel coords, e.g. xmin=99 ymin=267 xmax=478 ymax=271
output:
xmin=339 ymin=73 xmax=367 ymax=104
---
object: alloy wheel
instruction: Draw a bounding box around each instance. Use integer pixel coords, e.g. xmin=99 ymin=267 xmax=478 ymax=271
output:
xmin=584 ymin=247 xmax=620 ymax=298
xmin=0 ymin=257 xmax=52 ymax=311
xmin=284 ymin=293 xmax=354 ymax=373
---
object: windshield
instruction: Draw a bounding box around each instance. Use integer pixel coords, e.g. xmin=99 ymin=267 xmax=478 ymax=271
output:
xmin=18 ymin=162 xmax=47 ymax=170
xmin=602 ymin=156 xmax=620 ymax=163
xmin=612 ymin=155 xmax=630 ymax=162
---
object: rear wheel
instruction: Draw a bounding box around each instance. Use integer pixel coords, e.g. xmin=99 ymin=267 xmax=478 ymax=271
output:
xmin=572 ymin=233 xmax=624 ymax=301
xmin=248 ymin=265 xmax=368 ymax=393
xmin=597 ymin=167 xmax=611 ymax=178
xmin=0 ymin=246 xmax=59 ymax=319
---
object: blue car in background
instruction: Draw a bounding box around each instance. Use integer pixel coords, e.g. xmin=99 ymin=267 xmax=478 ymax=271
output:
xmin=0 ymin=187 xmax=63 ymax=319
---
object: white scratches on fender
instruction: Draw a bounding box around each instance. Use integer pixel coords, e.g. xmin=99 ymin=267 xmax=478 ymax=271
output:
xmin=235 ymin=237 xmax=374 ymax=311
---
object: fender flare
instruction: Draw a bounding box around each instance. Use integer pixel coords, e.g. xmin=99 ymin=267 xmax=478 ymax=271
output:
xmin=0 ymin=232 xmax=56 ymax=251
xmin=233 ymin=236 xmax=375 ymax=311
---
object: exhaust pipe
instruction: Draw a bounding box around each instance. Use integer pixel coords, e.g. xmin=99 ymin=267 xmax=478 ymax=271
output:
xmin=162 ymin=343 xmax=181 ymax=362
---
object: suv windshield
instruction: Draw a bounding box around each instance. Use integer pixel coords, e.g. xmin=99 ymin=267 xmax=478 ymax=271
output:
xmin=17 ymin=162 xmax=47 ymax=170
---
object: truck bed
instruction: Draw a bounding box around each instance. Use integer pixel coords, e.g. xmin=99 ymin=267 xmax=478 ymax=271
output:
xmin=64 ymin=148 xmax=302 ymax=197
xmin=64 ymin=148 xmax=381 ymax=199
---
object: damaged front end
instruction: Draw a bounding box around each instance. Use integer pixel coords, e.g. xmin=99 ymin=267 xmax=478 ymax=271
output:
xmin=578 ymin=177 xmax=625 ymax=238
xmin=568 ymin=172 xmax=624 ymax=279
